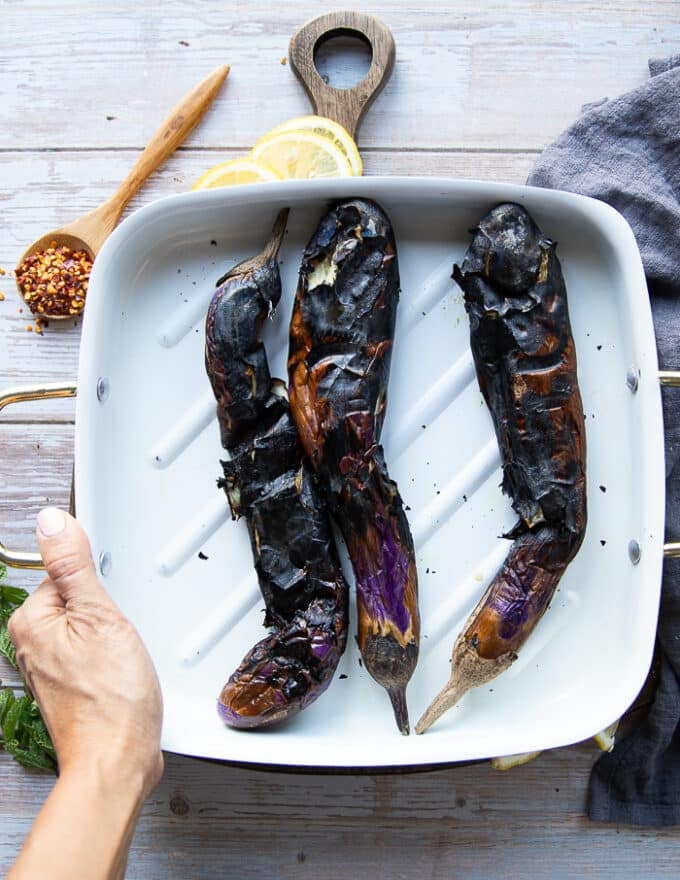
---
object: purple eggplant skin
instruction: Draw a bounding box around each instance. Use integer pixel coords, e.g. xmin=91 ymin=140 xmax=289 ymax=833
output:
xmin=456 ymin=202 xmax=587 ymax=657
xmin=205 ymin=209 xmax=348 ymax=729
xmin=288 ymin=199 xmax=419 ymax=735
xmin=416 ymin=202 xmax=586 ymax=733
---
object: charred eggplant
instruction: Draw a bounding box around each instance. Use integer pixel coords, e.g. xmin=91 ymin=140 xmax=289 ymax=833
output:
xmin=288 ymin=199 xmax=420 ymax=735
xmin=205 ymin=209 xmax=348 ymax=729
xmin=416 ymin=202 xmax=587 ymax=733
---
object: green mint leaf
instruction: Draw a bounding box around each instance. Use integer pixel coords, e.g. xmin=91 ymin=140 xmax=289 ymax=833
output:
xmin=0 ymin=585 xmax=28 ymax=606
xmin=0 ymin=571 xmax=56 ymax=773
xmin=16 ymin=695 xmax=37 ymax=746
xmin=2 ymin=694 xmax=31 ymax=742
xmin=0 ymin=688 xmax=15 ymax=730
xmin=6 ymin=740 xmax=56 ymax=772
xmin=29 ymin=717 xmax=56 ymax=759
xmin=0 ymin=691 xmax=57 ymax=771
xmin=2 ymin=697 xmax=23 ymax=742
xmin=0 ymin=585 xmax=28 ymax=625
xmin=0 ymin=626 xmax=17 ymax=669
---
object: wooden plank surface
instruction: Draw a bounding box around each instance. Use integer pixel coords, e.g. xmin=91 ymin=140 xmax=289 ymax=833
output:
xmin=1 ymin=1 xmax=678 ymax=876
xmin=2 ymin=745 xmax=680 ymax=880
xmin=1 ymin=1 xmax=678 ymax=151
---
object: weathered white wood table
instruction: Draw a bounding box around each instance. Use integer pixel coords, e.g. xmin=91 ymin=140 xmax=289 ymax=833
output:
xmin=1 ymin=2 xmax=679 ymax=876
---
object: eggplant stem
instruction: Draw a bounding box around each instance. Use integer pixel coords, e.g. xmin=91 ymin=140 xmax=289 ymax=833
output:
xmin=415 ymin=638 xmax=516 ymax=734
xmin=261 ymin=207 xmax=290 ymax=262
xmin=362 ymin=629 xmax=418 ymax=735
xmin=414 ymin=680 xmax=468 ymax=735
xmin=223 ymin=207 xmax=290 ymax=279
xmin=387 ymin=686 xmax=410 ymax=736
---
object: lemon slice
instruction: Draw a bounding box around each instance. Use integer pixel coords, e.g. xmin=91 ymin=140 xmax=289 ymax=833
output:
xmin=192 ymin=158 xmax=282 ymax=190
xmin=264 ymin=115 xmax=363 ymax=176
xmin=490 ymin=751 xmax=542 ymax=771
xmin=593 ymin=720 xmax=619 ymax=752
xmin=250 ymin=130 xmax=354 ymax=180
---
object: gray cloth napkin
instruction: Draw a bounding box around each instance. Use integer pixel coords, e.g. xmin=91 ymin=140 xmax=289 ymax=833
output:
xmin=527 ymin=56 xmax=680 ymax=826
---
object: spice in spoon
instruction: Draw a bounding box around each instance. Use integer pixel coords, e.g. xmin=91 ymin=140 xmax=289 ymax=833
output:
xmin=16 ymin=242 xmax=93 ymax=317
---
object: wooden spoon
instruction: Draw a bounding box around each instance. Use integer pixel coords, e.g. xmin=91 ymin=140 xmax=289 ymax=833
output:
xmin=15 ymin=63 xmax=230 ymax=319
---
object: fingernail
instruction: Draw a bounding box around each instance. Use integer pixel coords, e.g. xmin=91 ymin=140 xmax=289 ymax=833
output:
xmin=37 ymin=507 xmax=66 ymax=537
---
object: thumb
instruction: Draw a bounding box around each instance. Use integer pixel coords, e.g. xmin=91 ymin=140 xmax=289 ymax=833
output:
xmin=36 ymin=507 xmax=106 ymax=605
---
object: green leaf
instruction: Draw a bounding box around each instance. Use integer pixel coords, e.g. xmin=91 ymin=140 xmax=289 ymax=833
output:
xmin=0 ymin=688 xmax=15 ymax=730
xmin=0 ymin=573 xmax=22 ymax=670
xmin=16 ymin=702 xmax=35 ymax=748
xmin=0 ymin=691 xmax=57 ymax=771
xmin=5 ymin=739 xmax=56 ymax=771
xmin=0 ymin=585 xmax=28 ymax=605
xmin=2 ymin=697 xmax=23 ymax=742
xmin=0 ymin=570 xmax=56 ymax=773
xmin=0 ymin=626 xmax=17 ymax=669
xmin=29 ymin=717 xmax=56 ymax=759
xmin=0 ymin=585 xmax=28 ymax=624
xmin=2 ymin=694 xmax=31 ymax=742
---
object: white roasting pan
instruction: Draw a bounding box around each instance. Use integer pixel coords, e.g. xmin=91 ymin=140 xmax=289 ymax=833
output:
xmin=3 ymin=177 xmax=677 ymax=769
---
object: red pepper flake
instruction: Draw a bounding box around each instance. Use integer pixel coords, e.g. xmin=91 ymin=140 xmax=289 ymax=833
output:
xmin=15 ymin=241 xmax=93 ymax=317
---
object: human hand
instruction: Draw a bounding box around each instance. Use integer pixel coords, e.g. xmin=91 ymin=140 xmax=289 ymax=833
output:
xmin=8 ymin=508 xmax=163 ymax=798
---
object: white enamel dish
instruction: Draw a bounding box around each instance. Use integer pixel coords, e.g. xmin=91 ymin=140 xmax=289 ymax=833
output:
xmin=74 ymin=177 xmax=664 ymax=768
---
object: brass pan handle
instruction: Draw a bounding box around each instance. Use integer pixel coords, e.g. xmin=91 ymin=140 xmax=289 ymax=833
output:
xmin=0 ymin=382 xmax=77 ymax=569
xmin=660 ymin=371 xmax=680 ymax=558
xmin=659 ymin=371 xmax=680 ymax=388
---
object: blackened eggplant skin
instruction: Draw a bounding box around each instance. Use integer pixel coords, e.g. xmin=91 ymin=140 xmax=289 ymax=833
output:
xmin=205 ymin=209 xmax=348 ymax=729
xmin=416 ymin=202 xmax=587 ymax=733
xmin=288 ymin=199 xmax=419 ymax=735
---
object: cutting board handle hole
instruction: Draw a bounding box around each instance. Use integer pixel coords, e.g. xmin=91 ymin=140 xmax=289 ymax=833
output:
xmin=313 ymin=32 xmax=373 ymax=91
xmin=289 ymin=12 xmax=395 ymax=138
